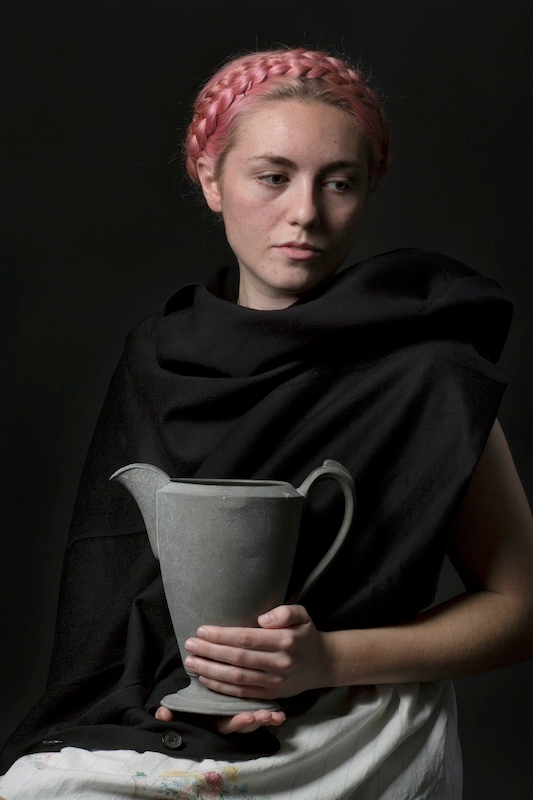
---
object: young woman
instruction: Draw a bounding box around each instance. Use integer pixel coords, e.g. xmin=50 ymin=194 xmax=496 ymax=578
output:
xmin=1 ymin=46 xmax=532 ymax=800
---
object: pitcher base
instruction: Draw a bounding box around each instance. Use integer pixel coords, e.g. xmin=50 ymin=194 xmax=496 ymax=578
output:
xmin=160 ymin=680 xmax=281 ymax=716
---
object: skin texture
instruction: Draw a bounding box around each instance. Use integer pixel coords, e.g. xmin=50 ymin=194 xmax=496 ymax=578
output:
xmin=157 ymin=98 xmax=533 ymax=734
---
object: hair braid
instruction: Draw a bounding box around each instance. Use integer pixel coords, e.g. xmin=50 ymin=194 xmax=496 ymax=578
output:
xmin=185 ymin=47 xmax=391 ymax=188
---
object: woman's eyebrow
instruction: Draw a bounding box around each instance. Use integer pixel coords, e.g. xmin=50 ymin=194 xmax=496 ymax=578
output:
xmin=245 ymin=154 xmax=296 ymax=167
xmin=323 ymin=159 xmax=366 ymax=173
xmin=245 ymin=154 xmax=365 ymax=172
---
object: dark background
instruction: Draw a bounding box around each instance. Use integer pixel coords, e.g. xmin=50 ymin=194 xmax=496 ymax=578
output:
xmin=1 ymin=1 xmax=532 ymax=796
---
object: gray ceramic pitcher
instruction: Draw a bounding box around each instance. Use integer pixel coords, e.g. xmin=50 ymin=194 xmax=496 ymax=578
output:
xmin=110 ymin=459 xmax=356 ymax=715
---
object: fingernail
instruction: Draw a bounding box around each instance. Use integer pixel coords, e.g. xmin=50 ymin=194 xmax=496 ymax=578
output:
xmin=184 ymin=656 xmax=197 ymax=668
xmin=185 ymin=638 xmax=197 ymax=653
xmin=197 ymin=627 xmax=208 ymax=638
xmin=259 ymin=612 xmax=272 ymax=623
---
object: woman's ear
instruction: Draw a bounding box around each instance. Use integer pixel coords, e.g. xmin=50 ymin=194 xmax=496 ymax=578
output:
xmin=197 ymin=159 xmax=223 ymax=214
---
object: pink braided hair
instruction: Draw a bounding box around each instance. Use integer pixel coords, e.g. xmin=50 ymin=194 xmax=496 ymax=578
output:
xmin=184 ymin=47 xmax=391 ymax=189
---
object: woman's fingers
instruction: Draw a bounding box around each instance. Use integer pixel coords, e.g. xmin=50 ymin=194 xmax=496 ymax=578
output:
xmin=189 ymin=605 xmax=311 ymax=652
xmin=198 ymin=673 xmax=279 ymax=700
xmin=190 ymin=626 xmax=289 ymax=653
xmin=155 ymin=706 xmax=174 ymax=722
xmin=186 ymin=653 xmax=283 ymax=693
xmin=185 ymin=638 xmax=293 ymax=674
xmin=184 ymin=605 xmax=310 ymax=666
xmin=215 ymin=710 xmax=286 ymax=734
xmin=154 ymin=706 xmax=286 ymax=734
xmin=258 ymin=604 xmax=311 ymax=628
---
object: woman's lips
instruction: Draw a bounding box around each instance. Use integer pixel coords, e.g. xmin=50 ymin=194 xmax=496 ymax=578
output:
xmin=275 ymin=243 xmax=321 ymax=260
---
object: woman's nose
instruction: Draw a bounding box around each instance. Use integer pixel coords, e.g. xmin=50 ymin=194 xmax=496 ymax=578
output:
xmin=289 ymin=183 xmax=320 ymax=227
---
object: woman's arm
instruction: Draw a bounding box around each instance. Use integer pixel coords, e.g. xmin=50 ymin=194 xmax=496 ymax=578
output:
xmin=324 ymin=419 xmax=533 ymax=686
xmin=180 ymin=420 xmax=533 ymax=699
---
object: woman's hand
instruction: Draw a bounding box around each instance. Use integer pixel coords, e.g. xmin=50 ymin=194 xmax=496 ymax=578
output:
xmin=155 ymin=704 xmax=286 ymax=734
xmin=153 ymin=605 xmax=325 ymax=734
xmin=183 ymin=603 xmax=330 ymax=701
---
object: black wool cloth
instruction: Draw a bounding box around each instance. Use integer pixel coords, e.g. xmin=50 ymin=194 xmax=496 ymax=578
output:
xmin=1 ymin=248 xmax=512 ymax=771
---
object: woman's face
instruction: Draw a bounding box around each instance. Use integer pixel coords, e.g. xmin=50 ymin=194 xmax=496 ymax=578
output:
xmin=198 ymin=100 xmax=369 ymax=310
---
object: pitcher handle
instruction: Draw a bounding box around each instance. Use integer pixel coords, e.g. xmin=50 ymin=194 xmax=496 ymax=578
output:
xmin=290 ymin=459 xmax=356 ymax=601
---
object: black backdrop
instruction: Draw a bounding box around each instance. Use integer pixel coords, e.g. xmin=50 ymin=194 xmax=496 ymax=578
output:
xmin=1 ymin=1 xmax=532 ymax=796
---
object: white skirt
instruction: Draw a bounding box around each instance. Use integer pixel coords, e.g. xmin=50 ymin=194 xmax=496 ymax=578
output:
xmin=0 ymin=681 xmax=462 ymax=799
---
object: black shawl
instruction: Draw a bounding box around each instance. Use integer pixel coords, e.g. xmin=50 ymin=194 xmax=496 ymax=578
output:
xmin=0 ymin=248 xmax=512 ymax=771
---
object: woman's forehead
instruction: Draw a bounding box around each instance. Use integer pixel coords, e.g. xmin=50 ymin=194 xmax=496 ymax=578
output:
xmin=230 ymin=99 xmax=367 ymax=163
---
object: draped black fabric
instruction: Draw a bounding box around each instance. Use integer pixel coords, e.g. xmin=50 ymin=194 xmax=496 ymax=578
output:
xmin=1 ymin=248 xmax=512 ymax=772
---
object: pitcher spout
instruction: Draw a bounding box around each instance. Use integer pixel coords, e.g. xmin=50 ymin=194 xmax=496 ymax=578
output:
xmin=109 ymin=463 xmax=171 ymax=559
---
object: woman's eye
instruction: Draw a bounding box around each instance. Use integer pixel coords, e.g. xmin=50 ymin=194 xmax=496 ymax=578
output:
xmin=260 ymin=174 xmax=287 ymax=186
xmin=326 ymin=179 xmax=351 ymax=192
